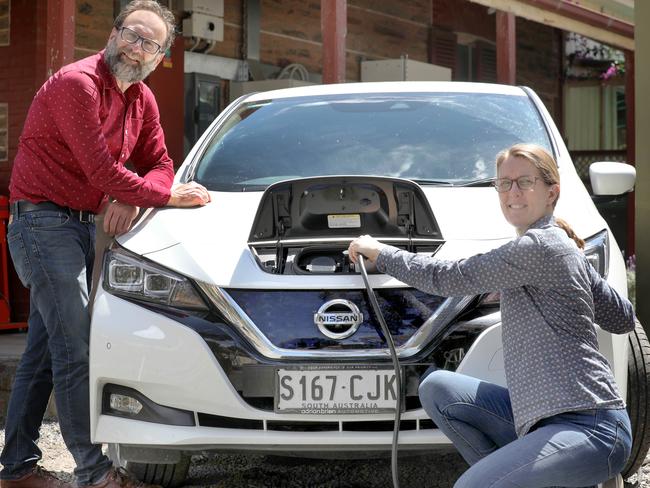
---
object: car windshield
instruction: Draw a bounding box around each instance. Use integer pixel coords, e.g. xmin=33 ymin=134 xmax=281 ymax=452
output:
xmin=192 ymin=92 xmax=553 ymax=191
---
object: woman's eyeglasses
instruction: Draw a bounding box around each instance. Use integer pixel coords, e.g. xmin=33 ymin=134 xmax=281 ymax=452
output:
xmin=493 ymin=176 xmax=540 ymax=193
xmin=119 ymin=27 xmax=162 ymax=54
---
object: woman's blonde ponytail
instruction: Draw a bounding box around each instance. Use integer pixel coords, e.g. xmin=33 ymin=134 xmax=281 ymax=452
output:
xmin=555 ymin=218 xmax=585 ymax=250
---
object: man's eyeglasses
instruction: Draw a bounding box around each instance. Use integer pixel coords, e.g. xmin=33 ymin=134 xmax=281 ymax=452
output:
xmin=119 ymin=27 xmax=162 ymax=54
xmin=493 ymin=176 xmax=540 ymax=193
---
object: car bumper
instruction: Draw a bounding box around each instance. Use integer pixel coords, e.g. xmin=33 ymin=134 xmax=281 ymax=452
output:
xmin=89 ymin=286 xmax=581 ymax=452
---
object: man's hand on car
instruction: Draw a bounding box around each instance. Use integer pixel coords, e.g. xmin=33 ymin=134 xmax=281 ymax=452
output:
xmin=167 ymin=181 xmax=211 ymax=207
xmin=103 ymin=201 xmax=140 ymax=236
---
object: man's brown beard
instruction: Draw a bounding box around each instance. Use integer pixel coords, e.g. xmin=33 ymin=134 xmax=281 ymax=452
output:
xmin=104 ymin=37 xmax=157 ymax=83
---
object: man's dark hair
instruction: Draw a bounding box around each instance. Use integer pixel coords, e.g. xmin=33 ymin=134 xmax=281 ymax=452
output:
xmin=113 ymin=0 xmax=176 ymax=51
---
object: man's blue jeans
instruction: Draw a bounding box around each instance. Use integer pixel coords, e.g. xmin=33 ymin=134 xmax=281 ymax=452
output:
xmin=419 ymin=370 xmax=632 ymax=488
xmin=0 ymin=208 xmax=112 ymax=485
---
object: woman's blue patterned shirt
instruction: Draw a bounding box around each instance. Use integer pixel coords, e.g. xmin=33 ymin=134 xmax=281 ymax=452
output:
xmin=376 ymin=214 xmax=635 ymax=437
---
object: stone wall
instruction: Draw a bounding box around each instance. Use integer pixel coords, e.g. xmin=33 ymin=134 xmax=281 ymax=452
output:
xmin=0 ymin=359 xmax=57 ymax=424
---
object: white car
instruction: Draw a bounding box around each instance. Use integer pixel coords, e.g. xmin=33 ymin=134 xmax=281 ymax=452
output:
xmin=89 ymin=82 xmax=649 ymax=487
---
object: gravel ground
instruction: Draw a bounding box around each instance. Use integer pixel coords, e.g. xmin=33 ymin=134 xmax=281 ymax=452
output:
xmin=0 ymin=422 xmax=466 ymax=487
xmin=0 ymin=421 xmax=649 ymax=487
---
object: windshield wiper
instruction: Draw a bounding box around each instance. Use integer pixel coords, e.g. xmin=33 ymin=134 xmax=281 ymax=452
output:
xmin=239 ymin=185 xmax=270 ymax=192
xmin=409 ymin=179 xmax=454 ymax=186
xmin=459 ymin=177 xmax=496 ymax=187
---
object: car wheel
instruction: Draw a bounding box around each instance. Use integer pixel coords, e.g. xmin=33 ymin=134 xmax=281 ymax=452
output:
xmin=107 ymin=443 xmax=191 ymax=488
xmin=622 ymin=320 xmax=650 ymax=480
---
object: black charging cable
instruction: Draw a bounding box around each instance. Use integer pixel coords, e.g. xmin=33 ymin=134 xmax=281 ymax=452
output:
xmin=357 ymin=254 xmax=402 ymax=488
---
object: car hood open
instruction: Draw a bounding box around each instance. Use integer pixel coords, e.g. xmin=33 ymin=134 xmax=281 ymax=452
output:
xmin=248 ymin=176 xmax=442 ymax=242
xmin=115 ymin=182 xmax=518 ymax=286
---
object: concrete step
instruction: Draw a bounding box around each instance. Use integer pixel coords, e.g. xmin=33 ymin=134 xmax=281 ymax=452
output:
xmin=0 ymin=331 xmax=58 ymax=421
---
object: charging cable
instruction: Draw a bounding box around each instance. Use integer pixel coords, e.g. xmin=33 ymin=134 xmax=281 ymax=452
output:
xmin=357 ymin=254 xmax=402 ymax=488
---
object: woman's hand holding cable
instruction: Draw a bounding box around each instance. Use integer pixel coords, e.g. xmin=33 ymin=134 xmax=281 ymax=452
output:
xmin=348 ymin=235 xmax=386 ymax=264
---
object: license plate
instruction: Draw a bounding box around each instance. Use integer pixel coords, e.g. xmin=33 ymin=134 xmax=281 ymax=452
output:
xmin=275 ymin=366 xmax=401 ymax=414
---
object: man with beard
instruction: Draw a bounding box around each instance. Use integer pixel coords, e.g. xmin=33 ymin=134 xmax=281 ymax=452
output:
xmin=0 ymin=2 xmax=209 ymax=487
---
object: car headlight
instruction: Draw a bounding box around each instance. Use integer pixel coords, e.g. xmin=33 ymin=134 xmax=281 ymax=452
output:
xmin=584 ymin=229 xmax=609 ymax=278
xmin=103 ymin=246 xmax=209 ymax=312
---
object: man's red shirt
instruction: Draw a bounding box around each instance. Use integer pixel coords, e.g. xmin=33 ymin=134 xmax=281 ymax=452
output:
xmin=9 ymin=51 xmax=174 ymax=213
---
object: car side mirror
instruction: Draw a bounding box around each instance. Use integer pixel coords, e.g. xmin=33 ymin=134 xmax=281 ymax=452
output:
xmin=589 ymin=161 xmax=636 ymax=196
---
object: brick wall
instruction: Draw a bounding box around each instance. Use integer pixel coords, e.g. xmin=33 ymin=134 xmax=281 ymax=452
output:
xmin=0 ymin=1 xmax=47 ymax=194
xmin=346 ymin=1 xmax=431 ymax=80
xmin=75 ymin=0 xmax=114 ymax=59
xmin=433 ymin=0 xmax=494 ymax=40
xmin=516 ymin=17 xmax=562 ymax=122
xmin=0 ymin=1 xmax=71 ymax=322
xmin=196 ymin=0 xmax=432 ymax=81
xmin=0 ymin=0 xmax=108 ymax=194
xmin=64 ymin=0 xmax=562 ymax=104
xmin=0 ymin=1 xmax=47 ymax=321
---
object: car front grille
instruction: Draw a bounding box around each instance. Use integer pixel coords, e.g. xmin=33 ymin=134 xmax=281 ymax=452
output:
xmin=223 ymin=288 xmax=449 ymax=351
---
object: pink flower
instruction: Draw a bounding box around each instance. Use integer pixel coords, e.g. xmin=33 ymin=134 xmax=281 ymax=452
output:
xmin=601 ymin=63 xmax=618 ymax=80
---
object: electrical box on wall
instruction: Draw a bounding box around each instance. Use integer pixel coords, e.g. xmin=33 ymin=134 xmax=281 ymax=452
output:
xmin=361 ymin=59 xmax=452 ymax=82
xmin=182 ymin=0 xmax=224 ymax=17
xmin=183 ymin=12 xmax=224 ymax=42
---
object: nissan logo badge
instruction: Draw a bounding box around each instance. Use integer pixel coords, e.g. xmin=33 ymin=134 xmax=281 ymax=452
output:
xmin=314 ymin=299 xmax=363 ymax=339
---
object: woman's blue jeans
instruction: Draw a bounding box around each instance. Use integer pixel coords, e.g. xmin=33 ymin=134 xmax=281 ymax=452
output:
xmin=419 ymin=370 xmax=632 ymax=488
xmin=0 ymin=208 xmax=112 ymax=485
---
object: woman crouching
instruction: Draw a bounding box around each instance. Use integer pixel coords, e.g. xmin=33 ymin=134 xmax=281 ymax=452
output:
xmin=348 ymin=143 xmax=634 ymax=488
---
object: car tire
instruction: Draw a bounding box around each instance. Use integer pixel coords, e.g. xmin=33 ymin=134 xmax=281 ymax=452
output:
xmin=622 ymin=320 xmax=650 ymax=480
xmin=107 ymin=443 xmax=191 ymax=488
